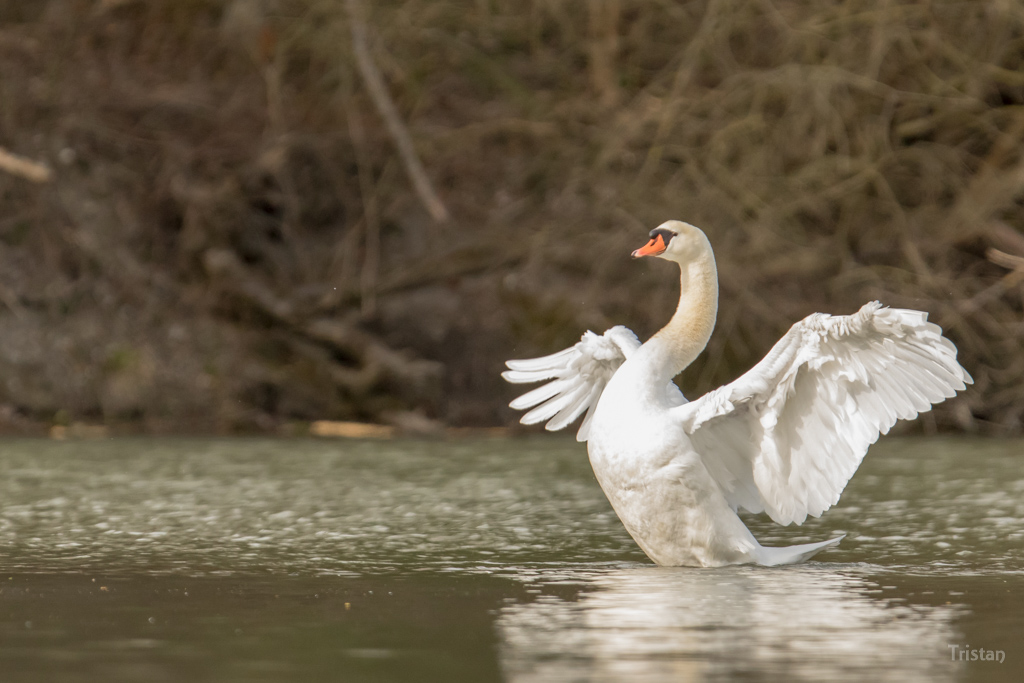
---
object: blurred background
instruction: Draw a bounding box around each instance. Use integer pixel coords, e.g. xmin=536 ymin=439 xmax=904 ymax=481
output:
xmin=0 ymin=0 xmax=1019 ymax=436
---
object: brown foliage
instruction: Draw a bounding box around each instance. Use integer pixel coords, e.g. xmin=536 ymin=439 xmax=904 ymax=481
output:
xmin=0 ymin=0 xmax=1021 ymax=432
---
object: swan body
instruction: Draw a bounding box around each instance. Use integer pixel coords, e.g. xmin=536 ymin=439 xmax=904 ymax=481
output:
xmin=503 ymin=221 xmax=972 ymax=567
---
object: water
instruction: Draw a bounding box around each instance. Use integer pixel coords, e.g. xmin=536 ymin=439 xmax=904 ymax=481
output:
xmin=0 ymin=436 xmax=1020 ymax=682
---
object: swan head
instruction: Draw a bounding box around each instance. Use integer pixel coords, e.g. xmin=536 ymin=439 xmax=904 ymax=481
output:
xmin=631 ymin=220 xmax=708 ymax=263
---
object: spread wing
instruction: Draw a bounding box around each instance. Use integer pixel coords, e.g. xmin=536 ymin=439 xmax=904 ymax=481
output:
xmin=673 ymin=301 xmax=972 ymax=526
xmin=504 ymin=326 xmax=684 ymax=441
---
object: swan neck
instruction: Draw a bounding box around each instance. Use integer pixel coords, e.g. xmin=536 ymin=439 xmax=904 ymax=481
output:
xmin=651 ymin=244 xmax=719 ymax=378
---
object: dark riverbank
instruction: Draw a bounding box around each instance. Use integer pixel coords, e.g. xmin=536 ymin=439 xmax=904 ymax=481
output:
xmin=0 ymin=1 xmax=1019 ymax=434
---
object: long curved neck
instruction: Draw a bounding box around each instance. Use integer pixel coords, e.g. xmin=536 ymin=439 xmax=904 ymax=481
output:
xmin=642 ymin=242 xmax=719 ymax=383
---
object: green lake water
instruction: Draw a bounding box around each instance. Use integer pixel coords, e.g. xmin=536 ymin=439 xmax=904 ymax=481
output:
xmin=0 ymin=436 xmax=1020 ymax=682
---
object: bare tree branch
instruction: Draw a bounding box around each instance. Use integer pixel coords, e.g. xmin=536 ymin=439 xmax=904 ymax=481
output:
xmin=346 ymin=0 xmax=450 ymax=224
xmin=347 ymin=106 xmax=381 ymax=316
xmin=0 ymin=146 xmax=51 ymax=183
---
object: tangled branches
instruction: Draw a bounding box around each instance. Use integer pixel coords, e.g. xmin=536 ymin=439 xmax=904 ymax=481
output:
xmin=0 ymin=0 xmax=1021 ymax=432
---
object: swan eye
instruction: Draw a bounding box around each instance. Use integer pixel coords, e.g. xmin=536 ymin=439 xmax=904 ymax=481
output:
xmin=649 ymin=228 xmax=676 ymax=244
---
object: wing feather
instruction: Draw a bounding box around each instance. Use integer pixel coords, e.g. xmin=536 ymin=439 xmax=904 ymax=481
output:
xmin=546 ymin=383 xmax=602 ymax=432
xmin=504 ymin=347 xmax=577 ymax=373
xmin=576 ymin=392 xmax=602 ymax=442
xmin=521 ymin=382 xmax=590 ymax=425
xmin=673 ymin=301 xmax=971 ymax=526
xmin=503 ymin=326 xmax=643 ymax=441
xmin=509 ymin=379 xmax=571 ymax=411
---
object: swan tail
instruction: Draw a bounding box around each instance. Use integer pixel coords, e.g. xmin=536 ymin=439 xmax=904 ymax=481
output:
xmin=754 ymin=535 xmax=845 ymax=566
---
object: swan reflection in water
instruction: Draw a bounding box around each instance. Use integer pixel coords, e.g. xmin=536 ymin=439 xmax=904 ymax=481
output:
xmin=497 ymin=564 xmax=960 ymax=683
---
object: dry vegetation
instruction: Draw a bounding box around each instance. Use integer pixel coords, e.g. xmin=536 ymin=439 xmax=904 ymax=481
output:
xmin=0 ymin=0 xmax=1022 ymax=433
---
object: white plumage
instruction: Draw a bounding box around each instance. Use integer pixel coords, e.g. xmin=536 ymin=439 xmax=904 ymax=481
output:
xmin=503 ymin=221 xmax=972 ymax=567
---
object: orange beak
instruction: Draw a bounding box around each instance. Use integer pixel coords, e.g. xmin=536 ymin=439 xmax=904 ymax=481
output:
xmin=632 ymin=234 xmax=666 ymax=258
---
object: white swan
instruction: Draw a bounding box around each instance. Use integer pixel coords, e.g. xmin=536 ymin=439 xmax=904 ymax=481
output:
xmin=503 ymin=221 xmax=972 ymax=567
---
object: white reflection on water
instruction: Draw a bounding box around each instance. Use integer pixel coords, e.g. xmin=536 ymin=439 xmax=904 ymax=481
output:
xmin=498 ymin=565 xmax=959 ymax=683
